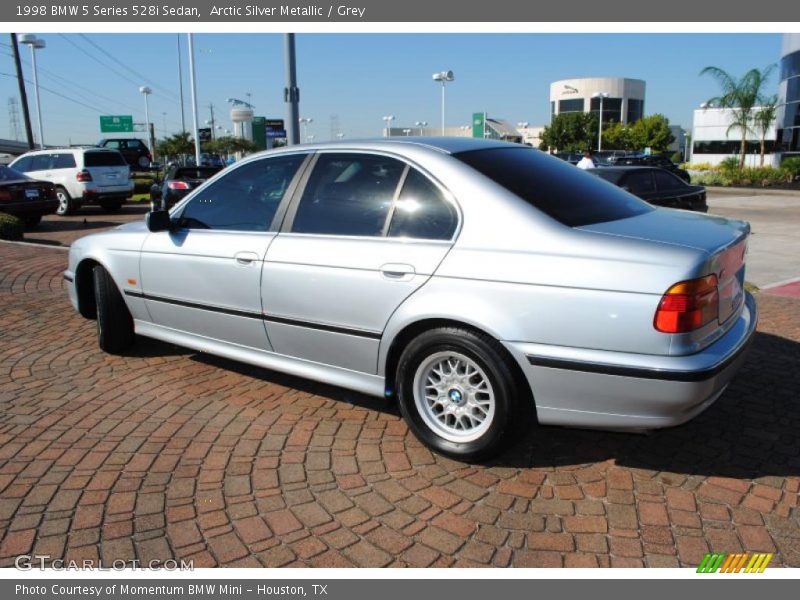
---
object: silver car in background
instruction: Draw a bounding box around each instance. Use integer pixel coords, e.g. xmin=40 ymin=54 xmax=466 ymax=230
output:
xmin=64 ymin=138 xmax=757 ymax=460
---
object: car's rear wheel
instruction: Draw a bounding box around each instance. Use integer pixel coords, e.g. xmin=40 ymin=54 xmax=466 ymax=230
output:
xmin=396 ymin=327 xmax=528 ymax=461
xmin=93 ymin=265 xmax=134 ymax=354
xmin=55 ymin=187 xmax=74 ymax=216
xmin=137 ymin=156 xmax=151 ymax=169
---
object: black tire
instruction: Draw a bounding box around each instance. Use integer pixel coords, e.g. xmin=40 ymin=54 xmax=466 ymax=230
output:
xmin=55 ymin=187 xmax=74 ymax=216
xmin=395 ymin=327 xmax=530 ymax=461
xmin=100 ymin=200 xmax=123 ymax=213
xmin=24 ymin=215 xmax=42 ymax=228
xmin=137 ymin=156 xmax=151 ymax=169
xmin=92 ymin=265 xmax=134 ymax=354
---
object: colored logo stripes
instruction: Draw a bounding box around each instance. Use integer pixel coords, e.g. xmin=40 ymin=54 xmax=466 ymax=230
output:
xmin=696 ymin=552 xmax=773 ymax=573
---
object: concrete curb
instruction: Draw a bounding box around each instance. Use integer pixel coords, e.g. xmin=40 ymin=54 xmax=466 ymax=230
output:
xmin=706 ymin=186 xmax=800 ymax=198
xmin=0 ymin=239 xmax=68 ymax=251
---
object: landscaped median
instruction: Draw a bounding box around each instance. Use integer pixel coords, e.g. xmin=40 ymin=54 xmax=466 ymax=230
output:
xmin=686 ymin=157 xmax=800 ymax=189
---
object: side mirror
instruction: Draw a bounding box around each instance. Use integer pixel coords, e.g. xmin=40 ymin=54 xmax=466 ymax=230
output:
xmin=146 ymin=210 xmax=172 ymax=232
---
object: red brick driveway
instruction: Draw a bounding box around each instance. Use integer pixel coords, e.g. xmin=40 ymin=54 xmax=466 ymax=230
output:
xmin=0 ymin=241 xmax=798 ymax=568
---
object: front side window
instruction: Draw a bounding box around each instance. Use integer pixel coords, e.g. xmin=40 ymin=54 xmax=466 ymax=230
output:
xmin=177 ymin=154 xmax=306 ymax=231
xmin=103 ymin=140 xmax=121 ymax=149
xmin=291 ymin=153 xmax=405 ymax=236
xmin=388 ymin=169 xmax=457 ymax=240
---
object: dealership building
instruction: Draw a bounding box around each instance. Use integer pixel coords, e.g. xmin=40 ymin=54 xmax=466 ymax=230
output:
xmin=777 ymin=32 xmax=800 ymax=157
xmin=690 ymin=106 xmax=778 ymax=167
xmin=549 ymin=77 xmax=646 ymax=124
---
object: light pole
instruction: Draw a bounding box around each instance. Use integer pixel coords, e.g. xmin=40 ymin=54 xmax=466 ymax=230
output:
xmin=139 ymin=85 xmax=153 ymax=160
xmin=592 ymin=92 xmax=609 ymax=152
xmin=415 ymin=120 xmax=427 ymax=135
xmin=336 ymin=132 xmax=344 ymax=140
xmin=299 ymin=117 xmax=312 ymax=143
xmin=162 ymin=112 xmax=167 ymax=137
xmin=403 ymin=128 xmax=412 ymax=136
xmin=306 ymin=134 xmax=315 ymax=144
xmin=19 ymin=34 xmax=45 ymax=148
xmin=187 ymin=33 xmax=201 ymax=166
xmin=432 ymin=70 xmax=454 ymax=135
xmin=382 ymin=115 xmax=395 ymax=137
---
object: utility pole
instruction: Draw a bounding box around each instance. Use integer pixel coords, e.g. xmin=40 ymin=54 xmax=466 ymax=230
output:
xmin=209 ymin=103 xmax=216 ymax=140
xmin=283 ymin=33 xmax=300 ymax=146
xmin=10 ymin=33 xmax=34 ymax=149
xmin=187 ymin=33 xmax=201 ymax=166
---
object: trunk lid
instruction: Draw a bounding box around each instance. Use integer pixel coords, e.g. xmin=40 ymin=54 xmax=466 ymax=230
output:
xmin=580 ymin=207 xmax=749 ymax=326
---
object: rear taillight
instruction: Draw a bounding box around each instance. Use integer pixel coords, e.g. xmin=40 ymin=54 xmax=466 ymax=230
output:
xmin=167 ymin=181 xmax=189 ymax=190
xmin=654 ymin=275 xmax=719 ymax=333
xmin=76 ymin=170 xmax=92 ymax=182
xmin=0 ymin=189 xmax=10 ymax=202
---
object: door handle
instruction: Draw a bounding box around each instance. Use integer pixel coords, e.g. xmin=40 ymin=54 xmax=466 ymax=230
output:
xmin=380 ymin=263 xmax=416 ymax=280
xmin=234 ymin=251 xmax=259 ymax=265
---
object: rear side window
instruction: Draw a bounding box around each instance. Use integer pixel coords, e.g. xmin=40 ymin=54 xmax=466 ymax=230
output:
xmin=84 ymin=151 xmax=126 ymax=167
xmin=102 ymin=140 xmax=121 ymax=149
xmin=455 ymin=148 xmax=652 ymax=227
xmin=30 ymin=154 xmax=51 ymax=171
xmin=654 ymin=170 xmax=685 ymax=191
xmin=388 ymin=169 xmax=457 ymax=240
xmin=176 ymin=154 xmax=306 ymax=231
xmin=292 ymin=153 xmax=405 ymax=237
xmin=625 ymin=171 xmax=655 ymax=194
xmin=51 ymin=153 xmax=76 ymax=169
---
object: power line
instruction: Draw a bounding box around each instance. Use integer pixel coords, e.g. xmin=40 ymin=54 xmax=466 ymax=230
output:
xmin=77 ymin=34 xmax=178 ymax=101
xmin=0 ymin=70 xmax=121 ymax=115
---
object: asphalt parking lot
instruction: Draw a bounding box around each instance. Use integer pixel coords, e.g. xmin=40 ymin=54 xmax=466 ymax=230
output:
xmin=1 ymin=215 xmax=799 ymax=567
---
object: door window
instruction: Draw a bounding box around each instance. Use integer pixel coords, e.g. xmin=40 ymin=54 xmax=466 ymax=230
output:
xmin=176 ymin=154 xmax=306 ymax=231
xmin=30 ymin=154 xmax=52 ymax=171
xmin=388 ymin=169 xmax=457 ymax=240
xmin=291 ymin=153 xmax=405 ymax=236
xmin=51 ymin=153 xmax=77 ymax=169
xmin=11 ymin=156 xmax=32 ymax=172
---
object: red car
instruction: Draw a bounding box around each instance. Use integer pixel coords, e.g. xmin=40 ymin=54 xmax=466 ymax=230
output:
xmin=0 ymin=165 xmax=58 ymax=227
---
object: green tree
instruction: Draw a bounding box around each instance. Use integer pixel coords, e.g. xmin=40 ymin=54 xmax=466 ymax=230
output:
xmin=601 ymin=122 xmax=634 ymax=150
xmin=700 ymin=64 xmax=775 ymax=169
xmin=204 ymin=136 xmax=258 ymax=157
xmin=156 ymin=131 xmax=194 ymax=161
xmin=539 ymin=112 xmax=598 ymax=152
xmin=753 ymin=95 xmax=778 ymax=167
xmin=627 ymin=114 xmax=675 ymax=153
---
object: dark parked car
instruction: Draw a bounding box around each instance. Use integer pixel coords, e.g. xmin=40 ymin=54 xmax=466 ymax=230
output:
xmin=0 ymin=165 xmax=58 ymax=227
xmin=609 ymin=153 xmax=691 ymax=182
xmin=150 ymin=165 xmax=222 ymax=211
xmin=98 ymin=138 xmax=152 ymax=169
xmin=589 ymin=166 xmax=708 ymax=212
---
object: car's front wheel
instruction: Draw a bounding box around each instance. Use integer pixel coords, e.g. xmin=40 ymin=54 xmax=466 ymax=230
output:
xmin=93 ymin=265 xmax=134 ymax=354
xmin=396 ymin=327 xmax=528 ymax=461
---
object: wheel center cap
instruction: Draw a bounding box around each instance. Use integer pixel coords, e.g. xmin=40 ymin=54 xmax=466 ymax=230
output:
xmin=448 ymin=388 xmax=464 ymax=404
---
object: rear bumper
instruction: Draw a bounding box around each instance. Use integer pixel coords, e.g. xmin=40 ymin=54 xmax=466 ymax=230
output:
xmin=505 ymin=291 xmax=758 ymax=430
xmin=0 ymin=199 xmax=58 ymax=217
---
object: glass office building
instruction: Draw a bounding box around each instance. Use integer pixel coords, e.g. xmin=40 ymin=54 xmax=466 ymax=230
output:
xmin=777 ymin=33 xmax=800 ymax=156
xmin=549 ymin=78 xmax=646 ymax=125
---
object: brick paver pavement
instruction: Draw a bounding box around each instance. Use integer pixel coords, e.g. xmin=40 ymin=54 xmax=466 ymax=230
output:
xmin=0 ymin=241 xmax=798 ymax=568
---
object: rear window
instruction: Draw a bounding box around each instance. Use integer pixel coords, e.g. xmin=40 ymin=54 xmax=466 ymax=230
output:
xmin=84 ymin=151 xmax=126 ymax=167
xmin=454 ymin=147 xmax=653 ymax=227
xmin=0 ymin=166 xmax=28 ymax=181
xmin=173 ymin=167 xmax=221 ymax=180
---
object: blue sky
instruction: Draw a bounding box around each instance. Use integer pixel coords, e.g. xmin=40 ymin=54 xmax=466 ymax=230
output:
xmin=0 ymin=33 xmax=784 ymax=145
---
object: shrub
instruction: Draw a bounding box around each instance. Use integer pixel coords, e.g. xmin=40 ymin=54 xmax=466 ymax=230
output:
xmin=0 ymin=213 xmax=24 ymax=241
xmin=719 ymin=156 xmax=741 ymax=173
xmin=132 ymin=178 xmax=155 ymax=194
xmin=670 ymin=152 xmax=682 ymax=163
xmin=693 ymin=172 xmax=731 ymax=186
xmin=780 ymin=157 xmax=800 ymax=180
xmin=683 ymin=162 xmax=715 ymax=172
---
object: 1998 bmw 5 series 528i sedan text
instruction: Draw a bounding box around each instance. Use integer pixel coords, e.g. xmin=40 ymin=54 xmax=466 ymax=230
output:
xmin=64 ymin=138 xmax=757 ymax=460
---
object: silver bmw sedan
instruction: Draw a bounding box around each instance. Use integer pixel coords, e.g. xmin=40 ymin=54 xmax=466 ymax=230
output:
xmin=64 ymin=138 xmax=757 ymax=460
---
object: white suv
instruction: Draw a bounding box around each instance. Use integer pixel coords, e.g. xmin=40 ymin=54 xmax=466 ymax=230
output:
xmin=10 ymin=147 xmax=134 ymax=215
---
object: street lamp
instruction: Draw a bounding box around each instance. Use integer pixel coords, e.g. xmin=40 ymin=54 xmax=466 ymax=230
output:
xmin=415 ymin=120 xmax=428 ymax=135
xmin=403 ymin=128 xmax=412 ymax=136
xmin=139 ymin=85 xmax=153 ymax=157
xmin=382 ymin=115 xmax=395 ymax=137
xmin=432 ymin=70 xmax=454 ymax=135
xmin=306 ymin=134 xmax=315 ymax=144
xmin=299 ymin=117 xmax=313 ymax=143
xmin=336 ymin=133 xmax=344 ymax=140
xmin=19 ymin=34 xmax=45 ymax=148
xmin=591 ymin=92 xmax=609 ymax=152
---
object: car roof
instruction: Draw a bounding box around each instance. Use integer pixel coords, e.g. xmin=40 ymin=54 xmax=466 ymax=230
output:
xmin=590 ymin=166 xmax=656 ymax=172
xmin=268 ymin=136 xmax=518 ymax=156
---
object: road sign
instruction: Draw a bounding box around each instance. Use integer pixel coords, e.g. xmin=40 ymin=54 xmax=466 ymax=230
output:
xmin=100 ymin=115 xmax=133 ymax=133
xmin=472 ymin=112 xmax=486 ymax=138
xmin=265 ymin=119 xmax=285 ymax=130
xmin=197 ymin=128 xmax=212 ymax=142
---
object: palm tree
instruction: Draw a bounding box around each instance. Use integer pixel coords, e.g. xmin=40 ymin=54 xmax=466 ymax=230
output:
xmin=700 ymin=65 xmax=775 ymax=169
xmin=753 ymin=95 xmax=778 ymax=167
